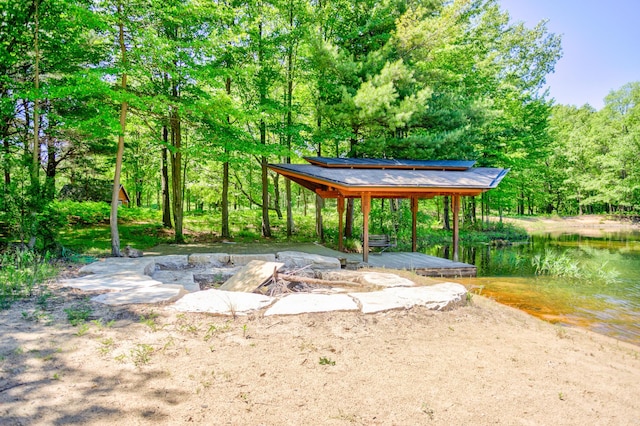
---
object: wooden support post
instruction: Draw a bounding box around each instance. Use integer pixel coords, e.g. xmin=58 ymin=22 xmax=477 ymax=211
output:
xmin=452 ymin=195 xmax=460 ymax=262
xmin=337 ymin=196 xmax=345 ymax=252
xmin=411 ymin=196 xmax=419 ymax=252
xmin=362 ymin=192 xmax=371 ymax=263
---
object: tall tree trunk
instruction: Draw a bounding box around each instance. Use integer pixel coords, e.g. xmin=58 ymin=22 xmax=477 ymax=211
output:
xmin=161 ymin=124 xmax=172 ymax=228
xmin=344 ymin=136 xmax=357 ymax=237
xmin=110 ymin=2 xmax=128 ymax=257
xmin=272 ymin=173 xmax=283 ymax=219
xmin=170 ymin=105 xmax=184 ymax=243
xmin=221 ymin=77 xmax=232 ymax=238
xmin=31 ymin=0 xmax=40 ymax=191
xmin=261 ymin=152 xmax=271 ymax=237
xmin=43 ymin=134 xmax=56 ymax=202
xmin=285 ymin=0 xmax=295 ymax=237
xmin=258 ymin=21 xmax=271 ymax=238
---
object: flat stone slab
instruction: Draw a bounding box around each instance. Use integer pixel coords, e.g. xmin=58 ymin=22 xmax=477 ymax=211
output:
xmin=188 ymin=253 xmax=230 ymax=267
xmin=230 ymin=254 xmax=276 ymax=266
xmin=349 ymin=283 xmax=467 ymax=314
xmin=154 ymin=255 xmax=190 ymax=270
xmin=79 ymin=258 xmax=156 ymax=276
xmin=264 ymin=293 xmax=358 ymax=316
xmin=170 ymin=289 xmax=274 ymax=315
xmin=152 ymin=270 xmax=199 ymax=292
xmin=220 ymin=260 xmax=284 ymax=292
xmin=91 ymin=285 xmax=184 ymax=306
xmin=276 ymin=251 xmax=341 ymax=271
xmin=318 ymin=270 xmax=415 ymax=288
xmin=59 ymin=273 xmax=162 ymax=292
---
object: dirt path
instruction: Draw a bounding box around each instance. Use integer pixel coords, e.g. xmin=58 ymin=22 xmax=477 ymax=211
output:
xmin=1 ymin=268 xmax=639 ymax=425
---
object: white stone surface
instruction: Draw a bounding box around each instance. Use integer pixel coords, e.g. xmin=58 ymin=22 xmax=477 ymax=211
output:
xmin=230 ymin=253 xmax=276 ymax=266
xmin=59 ymin=273 xmax=162 ymax=292
xmin=188 ymin=253 xmax=230 ymax=267
xmin=91 ymin=284 xmax=184 ymax=305
xmin=276 ymin=251 xmax=341 ymax=271
xmin=220 ymin=260 xmax=283 ymax=292
xmin=154 ymin=255 xmax=190 ymax=270
xmin=264 ymin=293 xmax=358 ymax=316
xmin=170 ymin=289 xmax=274 ymax=315
xmin=79 ymin=257 xmax=156 ymax=276
xmin=318 ymin=270 xmax=415 ymax=288
xmin=350 ymin=283 xmax=467 ymax=314
xmin=152 ymin=270 xmax=199 ymax=292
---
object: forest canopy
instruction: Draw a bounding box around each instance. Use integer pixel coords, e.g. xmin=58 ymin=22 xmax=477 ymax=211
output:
xmin=0 ymin=0 xmax=638 ymax=250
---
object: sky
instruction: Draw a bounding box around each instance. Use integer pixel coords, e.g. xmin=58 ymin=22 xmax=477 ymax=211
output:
xmin=499 ymin=0 xmax=640 ymax=110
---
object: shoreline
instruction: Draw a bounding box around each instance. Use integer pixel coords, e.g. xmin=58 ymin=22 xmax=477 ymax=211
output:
xmin=500 ymin=214 xmax=640 ymax=236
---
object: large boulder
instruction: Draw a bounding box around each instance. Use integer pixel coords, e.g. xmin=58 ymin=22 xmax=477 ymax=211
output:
xmin=170 ymin=289 xmax=274 ymax=315
xmin=220 ymin=260 xmax=284 ymax=292
xmin=188 ymin=253 xmax=230 ymax=267
xmin=230 ymin=254 xmax=276 ymax=266
xmin=152 ymin=270 xmax=199 ymax=292
xmin=276 ymin=251 xmax=341 ymax=271
xmin=317 ymin=270 xmax=415 ymax=288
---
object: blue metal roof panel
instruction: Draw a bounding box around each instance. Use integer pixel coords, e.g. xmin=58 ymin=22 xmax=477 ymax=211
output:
xmin=304 ymin=156 xmax=476 ymax=170
xmin=270 ymin=164 xmax=508 ymax=190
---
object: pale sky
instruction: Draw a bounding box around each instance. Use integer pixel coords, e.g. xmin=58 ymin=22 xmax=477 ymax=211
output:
xmin=499 ymin=0 xmax=640 ymax=110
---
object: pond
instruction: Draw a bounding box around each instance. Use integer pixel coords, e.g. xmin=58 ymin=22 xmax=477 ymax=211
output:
xmin=426 ymin=230 xmax=640 ymax=345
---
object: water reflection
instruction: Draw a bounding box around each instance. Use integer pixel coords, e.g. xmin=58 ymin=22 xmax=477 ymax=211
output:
xmin=425 ymin=231 xmax=640 ymax=345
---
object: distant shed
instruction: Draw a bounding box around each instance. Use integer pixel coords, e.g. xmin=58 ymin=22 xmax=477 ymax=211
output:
xmin=118 ymin=185 xmax=131 ymax=207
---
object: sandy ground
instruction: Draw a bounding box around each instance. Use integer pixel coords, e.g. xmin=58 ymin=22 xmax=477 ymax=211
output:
xmin=501 ymin=214 xmax=640 ymax=237
xmin=1 ymin=216 xmax=640 ymax=425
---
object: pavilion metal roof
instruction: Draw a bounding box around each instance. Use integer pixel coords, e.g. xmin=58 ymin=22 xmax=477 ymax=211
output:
xmin=269 ymin=159 xmax=509 ymax=199
xmin=304 ymin=156 xmax=476 ymax=171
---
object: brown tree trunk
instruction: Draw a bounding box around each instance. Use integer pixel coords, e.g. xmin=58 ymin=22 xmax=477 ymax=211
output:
xmin=170 ymin=105 xmax=184 ymax=243
xmin=161 ymin=125 xmax=172 ymax=228
xmin=443 ymin=195 xmax=450 ymax=231
xmin=110 ymin=1 xmax=128 ymax=257
xmin=221 ymin=77 xmax=231 ymax=238
xmin=44 ymin=134 xmax=56 ymax=202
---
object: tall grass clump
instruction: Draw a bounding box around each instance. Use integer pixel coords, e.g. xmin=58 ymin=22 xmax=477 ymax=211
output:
xmin=0 ymin=249 xmax=58 ymax=309
xmin=531 ymin=248 xmax=621 ymax=284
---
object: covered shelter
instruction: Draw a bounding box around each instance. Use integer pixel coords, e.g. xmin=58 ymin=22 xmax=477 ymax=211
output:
xmin=268 ymin=157 xmax=508 ymax=263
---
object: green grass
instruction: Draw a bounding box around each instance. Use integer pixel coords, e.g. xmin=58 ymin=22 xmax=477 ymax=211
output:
xmin=53 ymin=201 xmax=528 ymax=257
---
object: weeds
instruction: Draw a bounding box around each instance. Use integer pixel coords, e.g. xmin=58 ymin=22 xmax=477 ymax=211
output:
xmin=130 ymin=344 xmax=154 ymax=366
xmin=74 ymin=323 xmax=91 ymax=336
xmin=64 ymin=301 xmax=93 ymax=326
xmin=139 ymin=311 xmax=161 ymax=331
xmin=0 ymin=249 xmax=57 ymax=309
xmin=99 ymin=338 xmax=115 ymax=356
xmin=319 ymin=356 xmax=336 ymax=366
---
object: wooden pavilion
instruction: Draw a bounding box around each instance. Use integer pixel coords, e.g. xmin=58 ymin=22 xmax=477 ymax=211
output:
xmin=268 ymin=157 xmax=509 ymax=263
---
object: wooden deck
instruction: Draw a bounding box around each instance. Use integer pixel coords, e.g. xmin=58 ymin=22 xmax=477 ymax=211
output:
xmin=149 ymin=242 xmax=476 ymax=278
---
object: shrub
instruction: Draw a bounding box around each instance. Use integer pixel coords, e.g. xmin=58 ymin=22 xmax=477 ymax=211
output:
xmin=54 ymin=200 xmax=111 ymax=225
xmin=0 ymin=249 xmax=57 ymax=309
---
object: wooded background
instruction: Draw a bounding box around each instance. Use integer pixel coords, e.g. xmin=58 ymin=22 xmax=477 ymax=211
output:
xmin=1 ymin=0 xmax=638 ymax=251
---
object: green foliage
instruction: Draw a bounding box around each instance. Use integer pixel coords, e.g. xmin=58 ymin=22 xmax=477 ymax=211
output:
xmin=0 ymin=249 xmax=57 ymax=309
xmin=64 ymin=301 xmax=93 ymax=326
xmin=319 ymin=356 xmax=336 ymax=366
xmin=130 ymin=344 xmax=154 ymax=367
xmin=531 ymin=248 xmax=621 ymax=284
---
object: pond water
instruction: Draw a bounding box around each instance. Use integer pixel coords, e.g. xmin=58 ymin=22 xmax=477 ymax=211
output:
xmin=425 ymin=231 xmax=640 ymax=345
